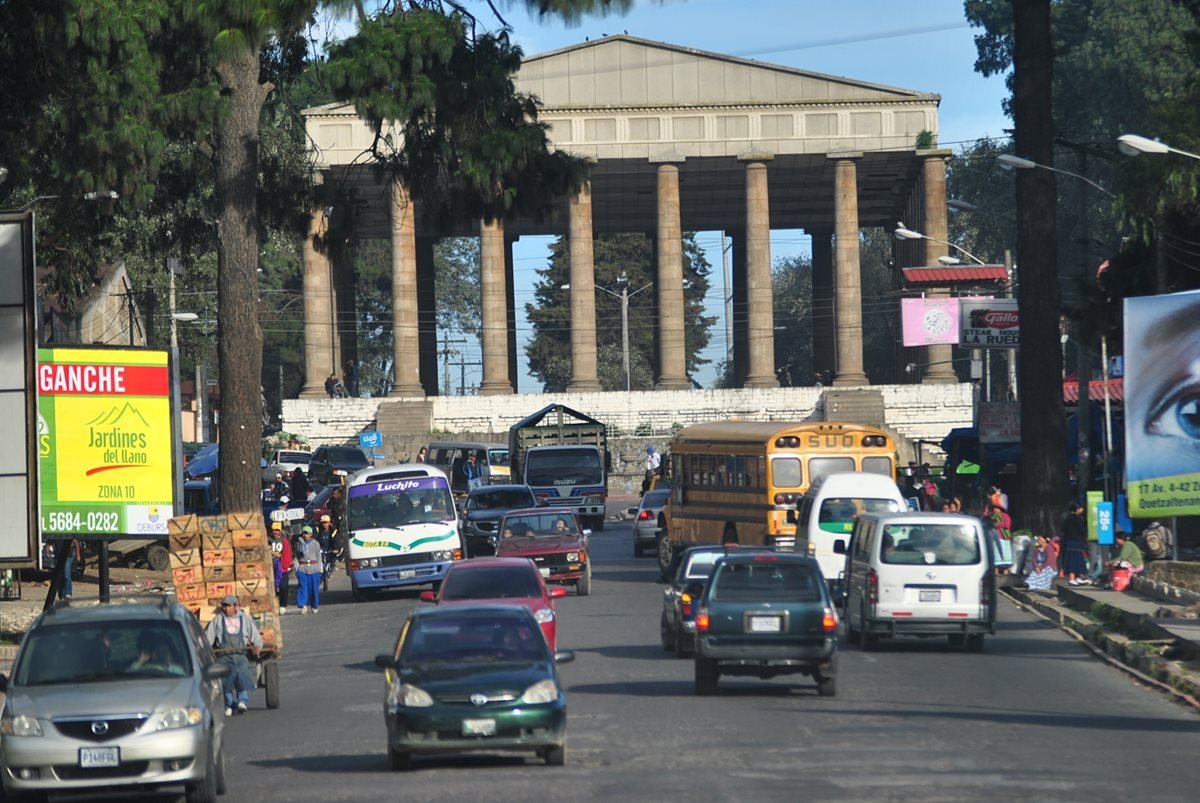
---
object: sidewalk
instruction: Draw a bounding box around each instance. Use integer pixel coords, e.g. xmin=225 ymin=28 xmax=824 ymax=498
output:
xmin=1004 ymin=580 xmax=1200 ymax=706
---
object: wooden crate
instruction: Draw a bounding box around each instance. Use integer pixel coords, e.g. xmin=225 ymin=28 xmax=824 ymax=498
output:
xmin=201 ymin=531 xmax=232 ymax=551
xmin=195 ymin=605 xmax=217 ymax=626
xmin=234 ymin=546 xmax=265 ymax=564
xmin=232 ymin=529 xmax=265 ymax=549
xmin=259 ymin=627 xmax=279 ymax=645
xmin=237 ymin=578 xmax=272 ymax=601
xmin=172 ymin=565 xmax=203 ymax=586
xmin=228 ymin=511 xmax=265 ymax=532
xmin=169 ymin=529 xmax=201 ymax=552
xmin=175 ymin=582 xmax=207 ymax=603
xmin=168 ymin=515 xmax=199 ymax=537
xmin=206 ymin=581 xmax=236 ymax=599
xmin=203 ymin=565 xmax=236 ymax=583
xmin=202 ymin=548 xmax=233 ymax=567
xmin=169 ymin=548 xmax=202 ymax=570
xmin=197 ymin=514 xmax=231 ymax=535
xmin=252 ymin=611 xmax=278 ymax=631
xmin=235 ymin=560 xmax=270 ymax=580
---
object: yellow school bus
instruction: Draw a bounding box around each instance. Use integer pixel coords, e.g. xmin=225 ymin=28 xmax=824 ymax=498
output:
xmin=658 ymin=421 xmax=896 ymax=576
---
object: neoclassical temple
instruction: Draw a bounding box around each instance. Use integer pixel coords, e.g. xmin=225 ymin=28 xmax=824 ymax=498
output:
xmin=300 ymin=35 xmax=956 ymax=397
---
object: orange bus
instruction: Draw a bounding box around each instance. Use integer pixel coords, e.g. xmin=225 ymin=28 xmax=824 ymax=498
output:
xmin=658 ymin=421 xmax=896 ymax=577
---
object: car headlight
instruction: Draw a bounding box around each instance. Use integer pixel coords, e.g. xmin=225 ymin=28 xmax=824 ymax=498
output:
xmin=520 ymin=679 xmax=560 ymax=705
xmin=388 ymin=683 xmax=434 ymax=709
xmin=533 ymin=607 xmax=555 ymax=624
xmin=157 ymin=707 xmax=204 ymax=731
xmin=433 ymin=550 xmax=452 ymax=561
xmin=0 ymin=715 xmax=43 ymax=737
xmin=367 ymin=558 xmax=380 ymax=568
xmin=566 ymin=552 xmax=579 ymax=563
xmin=585 ymin=495 xmax=602 ymax=505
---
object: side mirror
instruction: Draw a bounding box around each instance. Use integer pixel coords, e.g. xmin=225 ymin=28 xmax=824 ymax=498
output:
xmin=0 ymin=674 xmax=8 ymax=693
xmin=626 ymin=508 xmax=638 ymax=516
xmin=553 ymin=650 xmax=576 ymax=664
xmin=548 ymin=586 xmax=568 ymax=599
xmin=203 ymin=662 xmax=232 ymax=682
xmin=374 ymin=654 xmax=395 ymax=670
xmin=419 ymin=591 xmax=436 ymax=603
xmin=833 ymin=540 xmax=847 ymax=555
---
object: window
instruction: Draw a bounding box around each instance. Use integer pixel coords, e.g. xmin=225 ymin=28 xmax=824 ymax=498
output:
xmin=882 ymin=524 xmax=981 ymax=565
xmin=772 ymin=457 xmax=802 ymax=489
xmin=862 ymin=456 xmax=894 ymax=476
xmin=735 ymin=456 xmax=746 ymax=487
xmin=807 ymin=457 xmax=855 ymax=485
xmin=711 ymin=561 xmax=821 ymax=602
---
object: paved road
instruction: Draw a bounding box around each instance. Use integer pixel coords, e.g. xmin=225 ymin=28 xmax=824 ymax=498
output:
xmin=214 ymin=518 xmax=1200 ymax=803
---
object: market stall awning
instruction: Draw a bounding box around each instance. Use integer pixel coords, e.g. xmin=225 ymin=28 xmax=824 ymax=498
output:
xmin=1063 ymin=377 xmax=1123 ymax=403
xmin=902 ymin=265 xmax=1009 ymax=284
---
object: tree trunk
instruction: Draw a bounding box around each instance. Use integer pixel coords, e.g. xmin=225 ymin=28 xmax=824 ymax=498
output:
xmin=214 ymin=48 xmax=270 ymax=514
xmin=1013 ymin=0 xmax=1070 ymax=535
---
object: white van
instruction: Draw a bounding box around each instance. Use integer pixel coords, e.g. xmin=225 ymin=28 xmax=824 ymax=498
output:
xmin=796 ymin=472 xmax=907 ymax=592
xmin=836 ymin=512 xmax=995 ymax=651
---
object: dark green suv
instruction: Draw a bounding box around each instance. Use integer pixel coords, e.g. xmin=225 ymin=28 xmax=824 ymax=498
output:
xmin=693 ymin=553 xmax=839 ymax=696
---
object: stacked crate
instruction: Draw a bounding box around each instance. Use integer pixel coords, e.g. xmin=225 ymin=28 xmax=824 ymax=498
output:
xmin=167 ymin=511 xmax=282 ymax=653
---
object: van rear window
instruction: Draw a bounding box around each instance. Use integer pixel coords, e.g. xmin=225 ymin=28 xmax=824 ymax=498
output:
xmin=817 ymin=497 xmax=903 ymax=533
xmin=880 ymin=524 xmax=980 ymax=565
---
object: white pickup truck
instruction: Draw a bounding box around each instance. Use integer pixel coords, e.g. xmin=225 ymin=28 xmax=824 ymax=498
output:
xmin=262 ymin=448 xmax=312 ymax=483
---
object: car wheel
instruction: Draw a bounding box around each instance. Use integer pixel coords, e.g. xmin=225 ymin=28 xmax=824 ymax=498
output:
xmin=966 ymin=634 xmax=985 ymax=653
xmin=845 ymin=607 xmax=862 ymax=646
xmin=673 ymin=630 xmax=691 ymax=659
xmin=388 ymin=744 xmax=412 ymax=772
xmin=543 ymin=743 xmax=566 ymax=766
xmin=660 ymin=613 xmax=675 ymax=652
xmin=264 ymin=660 xmax=281 ymax=709
xmin=859 ymin=605 xmax=879 ymax=651
xmin=185 ymin=746 xmax=220 ymax=803
xmin=656 ymin=533 xmax=678 ymax=579
xmin=947 ymin=633 xmax=966 ymax=648
xmin=633 ymin=538 xmax=643 ymax=558
xmin=351 ymin=583 xmax=367 ymax=603
xmin=694 ymin=656 xmax=719 ymax=696
xmin=145 ymin=543 xmax=171 ymax=573
xmin=576 ymin=563 xmax=592 ymax=596
xmin=816 ymin=671 xmax=837 ymax=697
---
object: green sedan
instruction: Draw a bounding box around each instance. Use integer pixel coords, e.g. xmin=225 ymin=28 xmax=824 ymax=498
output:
xmin=374 ymin=605 xmax=574 ymax=770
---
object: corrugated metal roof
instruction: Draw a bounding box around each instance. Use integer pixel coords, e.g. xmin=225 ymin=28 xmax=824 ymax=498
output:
xmin=902 ymin=266 xmax=1009 ymax=283
xmin=1063 ymin=378 xmax=1123 ymax=403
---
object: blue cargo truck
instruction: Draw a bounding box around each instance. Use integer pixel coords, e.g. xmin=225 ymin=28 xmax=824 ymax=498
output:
xmin=509 ymin=404 xmax=610 ymax=531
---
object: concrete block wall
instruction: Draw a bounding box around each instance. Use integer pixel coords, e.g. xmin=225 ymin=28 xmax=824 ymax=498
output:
xmin=283 ymin=384 xmax=973 ymax=458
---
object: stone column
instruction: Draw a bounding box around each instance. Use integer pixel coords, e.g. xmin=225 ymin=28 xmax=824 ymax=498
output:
xmin=505 ymin=235 xmax=519 ymax=394
xmin=730 ymin=231 xmax=747 ymax=388
xmin=479 ymin=217 xmax=513 ymax=395
xmin=744 ymin=160 xmax=779 ymax=388
xmin=832 ymin=156 xmax=868 ymax=386
xmin=922 ymin=153 xmax=958 ymax=384
xmin=300 ymin=204 xmax=335 ymax=397
xmin=566 ymin=185 xmax=601 ymax=392
xmin=810 ymin=231 xmax=835 ymax=383
xmin=655 ymin=163 xmax=690 ymax=390
xmin=389 ymin=180 xmax=424 ymax=397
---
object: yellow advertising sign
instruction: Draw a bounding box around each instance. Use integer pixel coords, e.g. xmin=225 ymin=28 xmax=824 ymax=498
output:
xmin=38 ymin=347 xmax=175 ymax=536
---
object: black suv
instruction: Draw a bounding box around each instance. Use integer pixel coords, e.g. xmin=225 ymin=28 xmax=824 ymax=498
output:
xmin=693 ymin=553 xmax=838 ymax=696
xmin=460 ymin=484 xmax=538 ymax=558
xmin=307 ymin=445 xmax=370 ymax=487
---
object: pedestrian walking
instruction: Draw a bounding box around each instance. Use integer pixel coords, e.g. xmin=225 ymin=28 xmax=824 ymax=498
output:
xmin=58 ymin=538 xmax=82 ymax=600
xmin=204 ymin=595 xmax=263 ymax=715
xmin=1060 ymin=501 xmax=1090 ymax=586
xmin=294 ymin=525 xmax=323 ymax=614
xmin=345 ymin=358 xmax=360 ymax=398
xmin=463 ymin=452 xmax=483 ymax=491
xmin=269 ymin=521 xmax=293 ymax=613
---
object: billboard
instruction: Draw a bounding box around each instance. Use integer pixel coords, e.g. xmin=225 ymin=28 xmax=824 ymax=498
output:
xmin=900 ymin=297 xmax=960 ymax=346
xmin=960 ymin=299 xmax=1020 ymax=348
xmin=38 ymin=347 xmax=177 ymax=538
xmin=1124 ymin=290 xmax=1200 ymax=518
xmin=0 ymin=212 xmax=39 ymax=564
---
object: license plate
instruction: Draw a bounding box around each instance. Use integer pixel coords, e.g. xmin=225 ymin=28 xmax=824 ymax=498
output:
xmin=462 ymin=718 xmax=496 ymax=737
xmin=79 ymin=747 xmax=120 ymax=768
xmin=748 ymin=615 xmax=782 ymax=633
xmin=539 ymin=567 xmax=551 ymax=578
xmin=398 ymin=569 xmax=416 ymax=580
xmin=919 ymin=590 xmax=942 ymax=602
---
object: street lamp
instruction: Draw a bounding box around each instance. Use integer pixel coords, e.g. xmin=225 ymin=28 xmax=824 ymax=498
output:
xmin=996 ymin=154 xmax=1116 ymax=199
xmin=561 ymin=274 xmax=652 ymax=392
xmin=894 ymin=222 xmax=988 ymax=266
xmin=1117 ymin=133 xmax=1200 ymax=161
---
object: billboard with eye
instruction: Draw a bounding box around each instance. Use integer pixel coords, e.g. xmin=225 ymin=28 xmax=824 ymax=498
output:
xmin=1124 ymin=290 xmax=1200 ymax=518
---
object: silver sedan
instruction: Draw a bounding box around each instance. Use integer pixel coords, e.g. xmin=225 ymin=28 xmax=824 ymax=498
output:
xmin=630 ymin=488 xmax=670 ymax=557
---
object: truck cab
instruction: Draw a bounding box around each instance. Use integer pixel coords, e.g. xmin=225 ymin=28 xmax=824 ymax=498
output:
xmin=509 ymin=404 xmax=610 ymax=532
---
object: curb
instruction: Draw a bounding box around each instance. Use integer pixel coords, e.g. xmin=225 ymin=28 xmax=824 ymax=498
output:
xmin=1003 ymin=588 xmax=1200 ymax=709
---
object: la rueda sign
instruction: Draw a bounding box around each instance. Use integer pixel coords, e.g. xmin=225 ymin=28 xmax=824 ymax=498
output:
xmin=38 ymin=347 xmax=176 ymax=538
xmin=959 ymin=299 xmax=1020 ymax=349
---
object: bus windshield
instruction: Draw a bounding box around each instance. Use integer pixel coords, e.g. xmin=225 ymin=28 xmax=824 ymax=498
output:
xmin=348 ymin=476 xmax=454 ymax=530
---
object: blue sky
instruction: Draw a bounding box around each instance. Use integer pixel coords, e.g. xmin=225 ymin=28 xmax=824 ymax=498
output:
xmin=339 ymin=2 xmax=1014 ymax=391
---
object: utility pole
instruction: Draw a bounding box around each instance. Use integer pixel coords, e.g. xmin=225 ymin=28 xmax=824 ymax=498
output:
xmin=439 ymin=334 xmax=465 ymax=396
xmin=620 ymin=283 xmax=631 ymax=393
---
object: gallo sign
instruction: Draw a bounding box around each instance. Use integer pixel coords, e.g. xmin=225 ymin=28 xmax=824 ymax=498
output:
xmin=38 ymin=347 xmax=176 ymax=537
xmin=960 ymin=299 xmax=1020 ymax=349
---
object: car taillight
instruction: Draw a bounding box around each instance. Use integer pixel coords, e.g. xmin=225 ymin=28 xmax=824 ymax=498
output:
xmin=639 ymin=510 xmax=652 ymax=520
xmin=695 ymin=609 xmax=710 ymax=632
xmin=681 ymin=592 xmax=693 ymax=617
xmin=773 ymin=493 xmax=799 ymax=505
xmin=822 ymin=607 xmax=838 ymax=632
xmin=867 ymin=568 xmax=879 ymax=604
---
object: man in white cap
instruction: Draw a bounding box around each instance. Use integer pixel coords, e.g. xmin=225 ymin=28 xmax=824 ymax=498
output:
xmin=642 ymin=445 xmax=661 ymax=495
xmin=204 ymin=595 xmax=263 ymax=715
xmin=294 ymin=525 xmax=323 ymax=614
